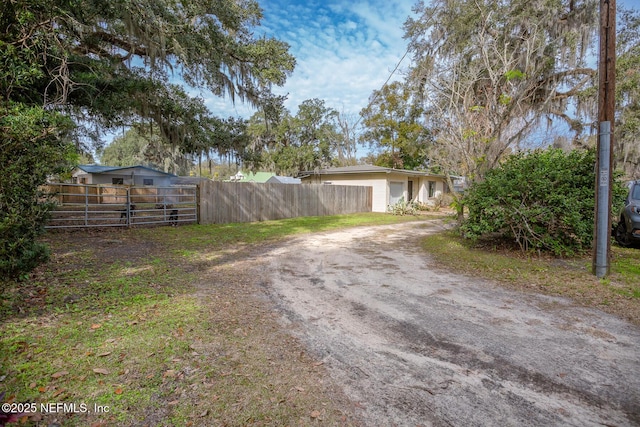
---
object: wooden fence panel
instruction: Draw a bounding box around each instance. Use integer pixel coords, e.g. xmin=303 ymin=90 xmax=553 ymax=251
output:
xmin=199 ymin=182 xmax=372 ymax=224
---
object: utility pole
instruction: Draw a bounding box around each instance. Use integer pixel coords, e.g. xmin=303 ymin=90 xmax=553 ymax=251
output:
xmin=593 ymin=0 xmax=616 ymax=278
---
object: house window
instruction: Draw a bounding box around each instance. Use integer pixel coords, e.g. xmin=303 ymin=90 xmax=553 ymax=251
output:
xmin=389 ymin=182 xmax=404 ymax=205
xmin=428 ymin=181 xmax=436 ymax=198
xmin=143 ymin=178 xmax=154 ymax=186
xmin=112 ymin=178 xmax=124 ymax=185
xmin=79 ymin=177 xmax=86 ymax=184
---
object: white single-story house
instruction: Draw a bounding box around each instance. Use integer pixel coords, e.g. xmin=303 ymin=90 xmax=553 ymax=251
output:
xmin=71 ymin=165 xmax=176 ymax=187
xmin=298 ymin=165 xmax=449 ymax=213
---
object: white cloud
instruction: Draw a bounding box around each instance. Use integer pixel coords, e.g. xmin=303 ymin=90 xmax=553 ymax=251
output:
xmin=205 ymin=0 xmax=416 ymax=119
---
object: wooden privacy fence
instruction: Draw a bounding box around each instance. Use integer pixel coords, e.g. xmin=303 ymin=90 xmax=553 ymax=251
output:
xmin=199 ymin=181 xmax=372 ymax=224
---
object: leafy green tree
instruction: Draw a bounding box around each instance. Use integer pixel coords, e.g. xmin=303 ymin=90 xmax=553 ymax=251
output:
xmin=461 ymin=149 xmax=627 ymax=256
xmin=0 ymin=105 xmax=76 ymax=279
xmin=100 ymin=126 xmax=193 ymax=175
xmin=333 ymin=110 xmax=359 ymax=166
xmin=100 ymin=130 xmax=148 ymax=167
xmin=246 ymin=98 xmax=346 ymax=175
xmin=2 ymin=0 xmax=295 ymax=136
xmin=616 ymin=8 xmax=640 ymax=179
xmin=0 ymin=0 xmax=295 ymax=277
xmin=217 ymin=117 xmax=251 ymax=170
xmin=404 ymin=0 xmax=600 ymax=181
xmin=359 ymin=81 xmax=429 ymax=170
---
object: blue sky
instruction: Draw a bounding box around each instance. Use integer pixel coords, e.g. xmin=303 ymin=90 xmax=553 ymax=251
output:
xmin=205 ymin=0 xmax=416 ymax=119
xmin=206 ymin=0 xmax=640 ymax=123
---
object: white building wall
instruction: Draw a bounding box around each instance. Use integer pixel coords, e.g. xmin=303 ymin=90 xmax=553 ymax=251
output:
xmin=303 ymin=173 xmax=388 ymax=212
xmin=302 ymin=172 xmax=448 ymax=212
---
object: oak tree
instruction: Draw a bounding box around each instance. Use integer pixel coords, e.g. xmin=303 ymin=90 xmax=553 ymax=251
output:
xmin=404 ymin=0 xmax=599 ymax=181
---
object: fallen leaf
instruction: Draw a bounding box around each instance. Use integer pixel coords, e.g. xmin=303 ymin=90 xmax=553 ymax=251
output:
xmin=310 ymin=410 xmax=321 ymax=419
xmin=53 ymin=388 xmax=66 ymax=397
xmin=29 ymin=382 xmax=37 ymax=389
xmin=92 ymin=368 xmax=110 ymax=375
xmin=91 ymin=324 xmax=102 ymax=329
xmin=114 ymin=388 xmax=123 ymax=395
xmin=105 ymin=338 xmax=116 ymax=343
xmin=51 ymin=371 xmax=69 ymax=379
xmin=163 ymin=370 xmax=177 ymax=378
xmin=296 ymin=386 xmax=305 ymax=392
xmin=38 ymin=386 xmax=47 ymax=393
xmin=97 ymin=351 xmax=111 ymax=357
xmin=199 ymin=409 xmax=209 ymax=417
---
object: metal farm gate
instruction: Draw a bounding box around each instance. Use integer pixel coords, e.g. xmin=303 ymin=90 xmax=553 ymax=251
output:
xmin=45 ymin=184 xmax=198 ymax=229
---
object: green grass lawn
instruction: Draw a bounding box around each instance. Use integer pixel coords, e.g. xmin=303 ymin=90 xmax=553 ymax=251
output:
xmin=0 ymin=213 xmax=426 ymax=426
xmin=2 ymin=212 xmax=637 ymax=426
xmin=421 ymin=230 xmax=640 ymax=325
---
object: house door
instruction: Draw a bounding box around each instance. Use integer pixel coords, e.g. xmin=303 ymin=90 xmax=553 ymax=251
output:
xmin=408 ymin=180 xmax=414 ymax=201
xmin=389 ymin=182 xmax=404 ymax=205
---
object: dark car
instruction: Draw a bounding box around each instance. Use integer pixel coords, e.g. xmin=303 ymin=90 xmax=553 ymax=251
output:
xmin=614 ymin=180 xmax=640 ymax=247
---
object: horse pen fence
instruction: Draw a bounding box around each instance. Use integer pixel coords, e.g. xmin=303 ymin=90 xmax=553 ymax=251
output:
xmin=44 ymin=181 xmax=373 ymax=229
xmin=45 ymin=184 xmax=198 ymax=229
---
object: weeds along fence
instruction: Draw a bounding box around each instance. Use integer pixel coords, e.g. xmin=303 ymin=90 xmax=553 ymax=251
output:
xmin=199 ymin=181 xmax=373 ymax=224
xmin=44 ymin=183 xmax=198 ymax=229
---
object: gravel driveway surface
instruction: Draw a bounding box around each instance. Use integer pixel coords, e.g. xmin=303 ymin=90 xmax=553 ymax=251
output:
xmin=264 ymin=221 xmax=640 ymax=426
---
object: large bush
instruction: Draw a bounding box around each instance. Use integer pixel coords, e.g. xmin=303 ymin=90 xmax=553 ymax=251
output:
xmin=461 ymin=148 xmax=626 ymax=256
xmin=0 ymin=103 xmax=76 ymax=279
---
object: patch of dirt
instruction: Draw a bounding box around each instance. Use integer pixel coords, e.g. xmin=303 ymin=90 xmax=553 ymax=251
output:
xmin=262 ymin=221 xmax=640 ymax=426
xmin=33 ymin=222 xmax=640 ymax=426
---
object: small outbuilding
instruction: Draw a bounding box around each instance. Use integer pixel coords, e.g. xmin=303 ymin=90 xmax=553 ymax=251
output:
xmin=266 ymin=176 xmax=301 ymax=184
xmin=298 ymin=165 xmax=449 ymax=213
xmin=71 ymin=165 xmax=176 ymax=187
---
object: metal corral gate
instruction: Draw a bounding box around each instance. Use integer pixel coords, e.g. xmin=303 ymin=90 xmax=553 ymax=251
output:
xmin=45 ymin=184 xmax=198 ymax=229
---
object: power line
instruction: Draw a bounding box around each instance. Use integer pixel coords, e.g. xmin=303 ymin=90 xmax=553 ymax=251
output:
xmin=353 ymin=45 xmax=412 ymax=131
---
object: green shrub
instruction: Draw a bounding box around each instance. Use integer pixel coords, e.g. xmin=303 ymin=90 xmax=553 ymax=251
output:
xmin=0 ymin=103 xmax=76 ymax=279
xmin=388 ymin=197 xmax=417 ymax=216
xmin=461 ymin=148 xmax=626 ymax=256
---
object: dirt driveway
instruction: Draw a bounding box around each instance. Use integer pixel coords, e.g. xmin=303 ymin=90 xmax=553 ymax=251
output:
xmin=263 ymin=220 xmax=640 ymax=426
